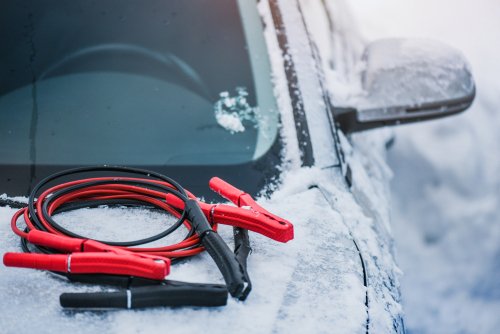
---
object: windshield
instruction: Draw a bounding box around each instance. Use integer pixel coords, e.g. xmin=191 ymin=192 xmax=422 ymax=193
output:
xmin=0 ymin=0 xmax=278 ymax=169
xmin=0 ymin=0 xmax=281 ymax=198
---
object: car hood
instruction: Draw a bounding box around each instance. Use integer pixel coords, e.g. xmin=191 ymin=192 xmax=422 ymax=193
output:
xmin=0 ymin=186 xmax=367 ymax=333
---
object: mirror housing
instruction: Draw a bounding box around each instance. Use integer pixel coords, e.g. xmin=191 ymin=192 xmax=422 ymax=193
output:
xmin=334 ymin=38 xmax=475 ymax=134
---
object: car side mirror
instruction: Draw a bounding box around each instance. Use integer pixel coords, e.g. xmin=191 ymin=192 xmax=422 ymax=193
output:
xmin=333 ymin=38 xmax=475 ymax=134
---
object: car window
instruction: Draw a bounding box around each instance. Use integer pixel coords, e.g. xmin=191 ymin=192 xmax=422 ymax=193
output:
xmin=0 ymin=0 xmax=281 ymax=198
xmin=0 ymin=0 xmax=278 ymax=167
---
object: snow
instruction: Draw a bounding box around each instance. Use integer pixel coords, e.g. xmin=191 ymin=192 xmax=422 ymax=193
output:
xmin=215 ymin=111 xmax=245 ymax=133
xmin=0 ymin=193 xmax=28 ymax=204
xmin=53 ymin=206 xmax=186 ymax=246
xmin=357 ymin=38 xmax=474 ymax=110
xmin=348 ymin=0 xmax=500 ymax=333
xmin=214 ymin=89 xmax=254 ymax=134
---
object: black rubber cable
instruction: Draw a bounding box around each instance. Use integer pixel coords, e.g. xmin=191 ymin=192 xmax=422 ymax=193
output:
xmin=27 ymin=166 xmax=188 ymax=234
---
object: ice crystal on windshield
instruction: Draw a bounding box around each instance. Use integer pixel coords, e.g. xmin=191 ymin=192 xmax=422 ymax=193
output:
xmin=214 ymin=87 xmax=258 ymax=133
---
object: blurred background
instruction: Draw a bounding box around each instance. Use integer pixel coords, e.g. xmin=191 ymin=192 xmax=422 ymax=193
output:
xmin=349 ymin=0 xmax=500 ymax=333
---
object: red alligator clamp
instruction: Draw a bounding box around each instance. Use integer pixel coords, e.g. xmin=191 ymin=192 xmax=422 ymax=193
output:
xmin=166 ymin=177 xmax=293 ymax=243
xmin=3 ymin=231 xmax=169 ymax=280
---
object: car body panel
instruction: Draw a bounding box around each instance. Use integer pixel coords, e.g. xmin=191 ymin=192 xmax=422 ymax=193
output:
xmin=275 ymin=0 xmax=405 ymax=332
xmin=272 ymin=0 xmax=341 ymax=169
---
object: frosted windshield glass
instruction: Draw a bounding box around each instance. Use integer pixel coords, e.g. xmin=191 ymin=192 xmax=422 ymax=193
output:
xmin=0 ymin=0 xmax=278 ymax=166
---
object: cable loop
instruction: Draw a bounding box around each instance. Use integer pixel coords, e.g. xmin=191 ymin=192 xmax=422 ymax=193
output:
xmin=15 ymin=166 xmax=212 ymax=262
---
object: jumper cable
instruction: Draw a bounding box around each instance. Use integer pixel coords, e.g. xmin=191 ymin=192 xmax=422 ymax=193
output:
xmin=3 ymin=166 xmax=292 ymax=308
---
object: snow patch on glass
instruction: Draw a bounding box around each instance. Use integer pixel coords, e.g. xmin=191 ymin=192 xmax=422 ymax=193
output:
xmin=214 ymin=87 xmax=259 ymax=134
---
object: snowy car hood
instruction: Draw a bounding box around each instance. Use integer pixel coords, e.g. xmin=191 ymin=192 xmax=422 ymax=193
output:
xmin=0 ymin=186 xmax=367 ymax=333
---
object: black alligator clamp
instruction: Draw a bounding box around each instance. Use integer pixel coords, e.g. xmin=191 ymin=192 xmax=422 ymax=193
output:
xmin=184 ymin=199 xmax=251 ymax=300
xmin=60 ymin=277 xmax=228 ymax=309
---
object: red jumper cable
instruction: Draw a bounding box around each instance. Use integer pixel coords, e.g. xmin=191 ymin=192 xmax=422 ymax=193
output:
xmin=3 ymin=166 xmax=293 ymax=308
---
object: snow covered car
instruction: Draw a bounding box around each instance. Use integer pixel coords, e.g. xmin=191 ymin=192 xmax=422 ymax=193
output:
xmin=0 ymin=0 xmax=474 ymax=333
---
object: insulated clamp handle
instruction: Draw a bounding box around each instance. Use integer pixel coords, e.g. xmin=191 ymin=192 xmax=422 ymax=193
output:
xmin=211 ymin=205 xmax=293 ymax=243
xmin=69 ymin=253 xmax=169 ymax=279
xmin=3 ymin=252 xmax=169 ymax=280
xmin=28 ymin=230 xmax=84 ymax=253
xmin=209 ymin=177 xmax=243 ymax=206
xmin=184 ymin=199 xmax=247 ymax=299
xmin=201 ymin=232 xmax=246 ymax=298
xmin=4 ymin=253 xmax=68 ymax=272
xmin=27 ymin=230 xmax=125 ymax=254
xmin=233 ymin=227 xmax=252 ymax=301
xmin=209 ymin=178 xmax=294 ymax=243
xmin=60 ymin=282 xmax=228 ymax=308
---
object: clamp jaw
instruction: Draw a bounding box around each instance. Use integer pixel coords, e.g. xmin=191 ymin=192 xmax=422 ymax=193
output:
xmin=60 ymin=279 xmax=228 ymax=309
xmin=166 ymin=177 xmax=294 ymax=243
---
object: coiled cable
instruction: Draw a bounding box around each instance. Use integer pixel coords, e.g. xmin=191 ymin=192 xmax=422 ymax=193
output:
xmin=11 ymin=166 xmax=215 ymax=263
